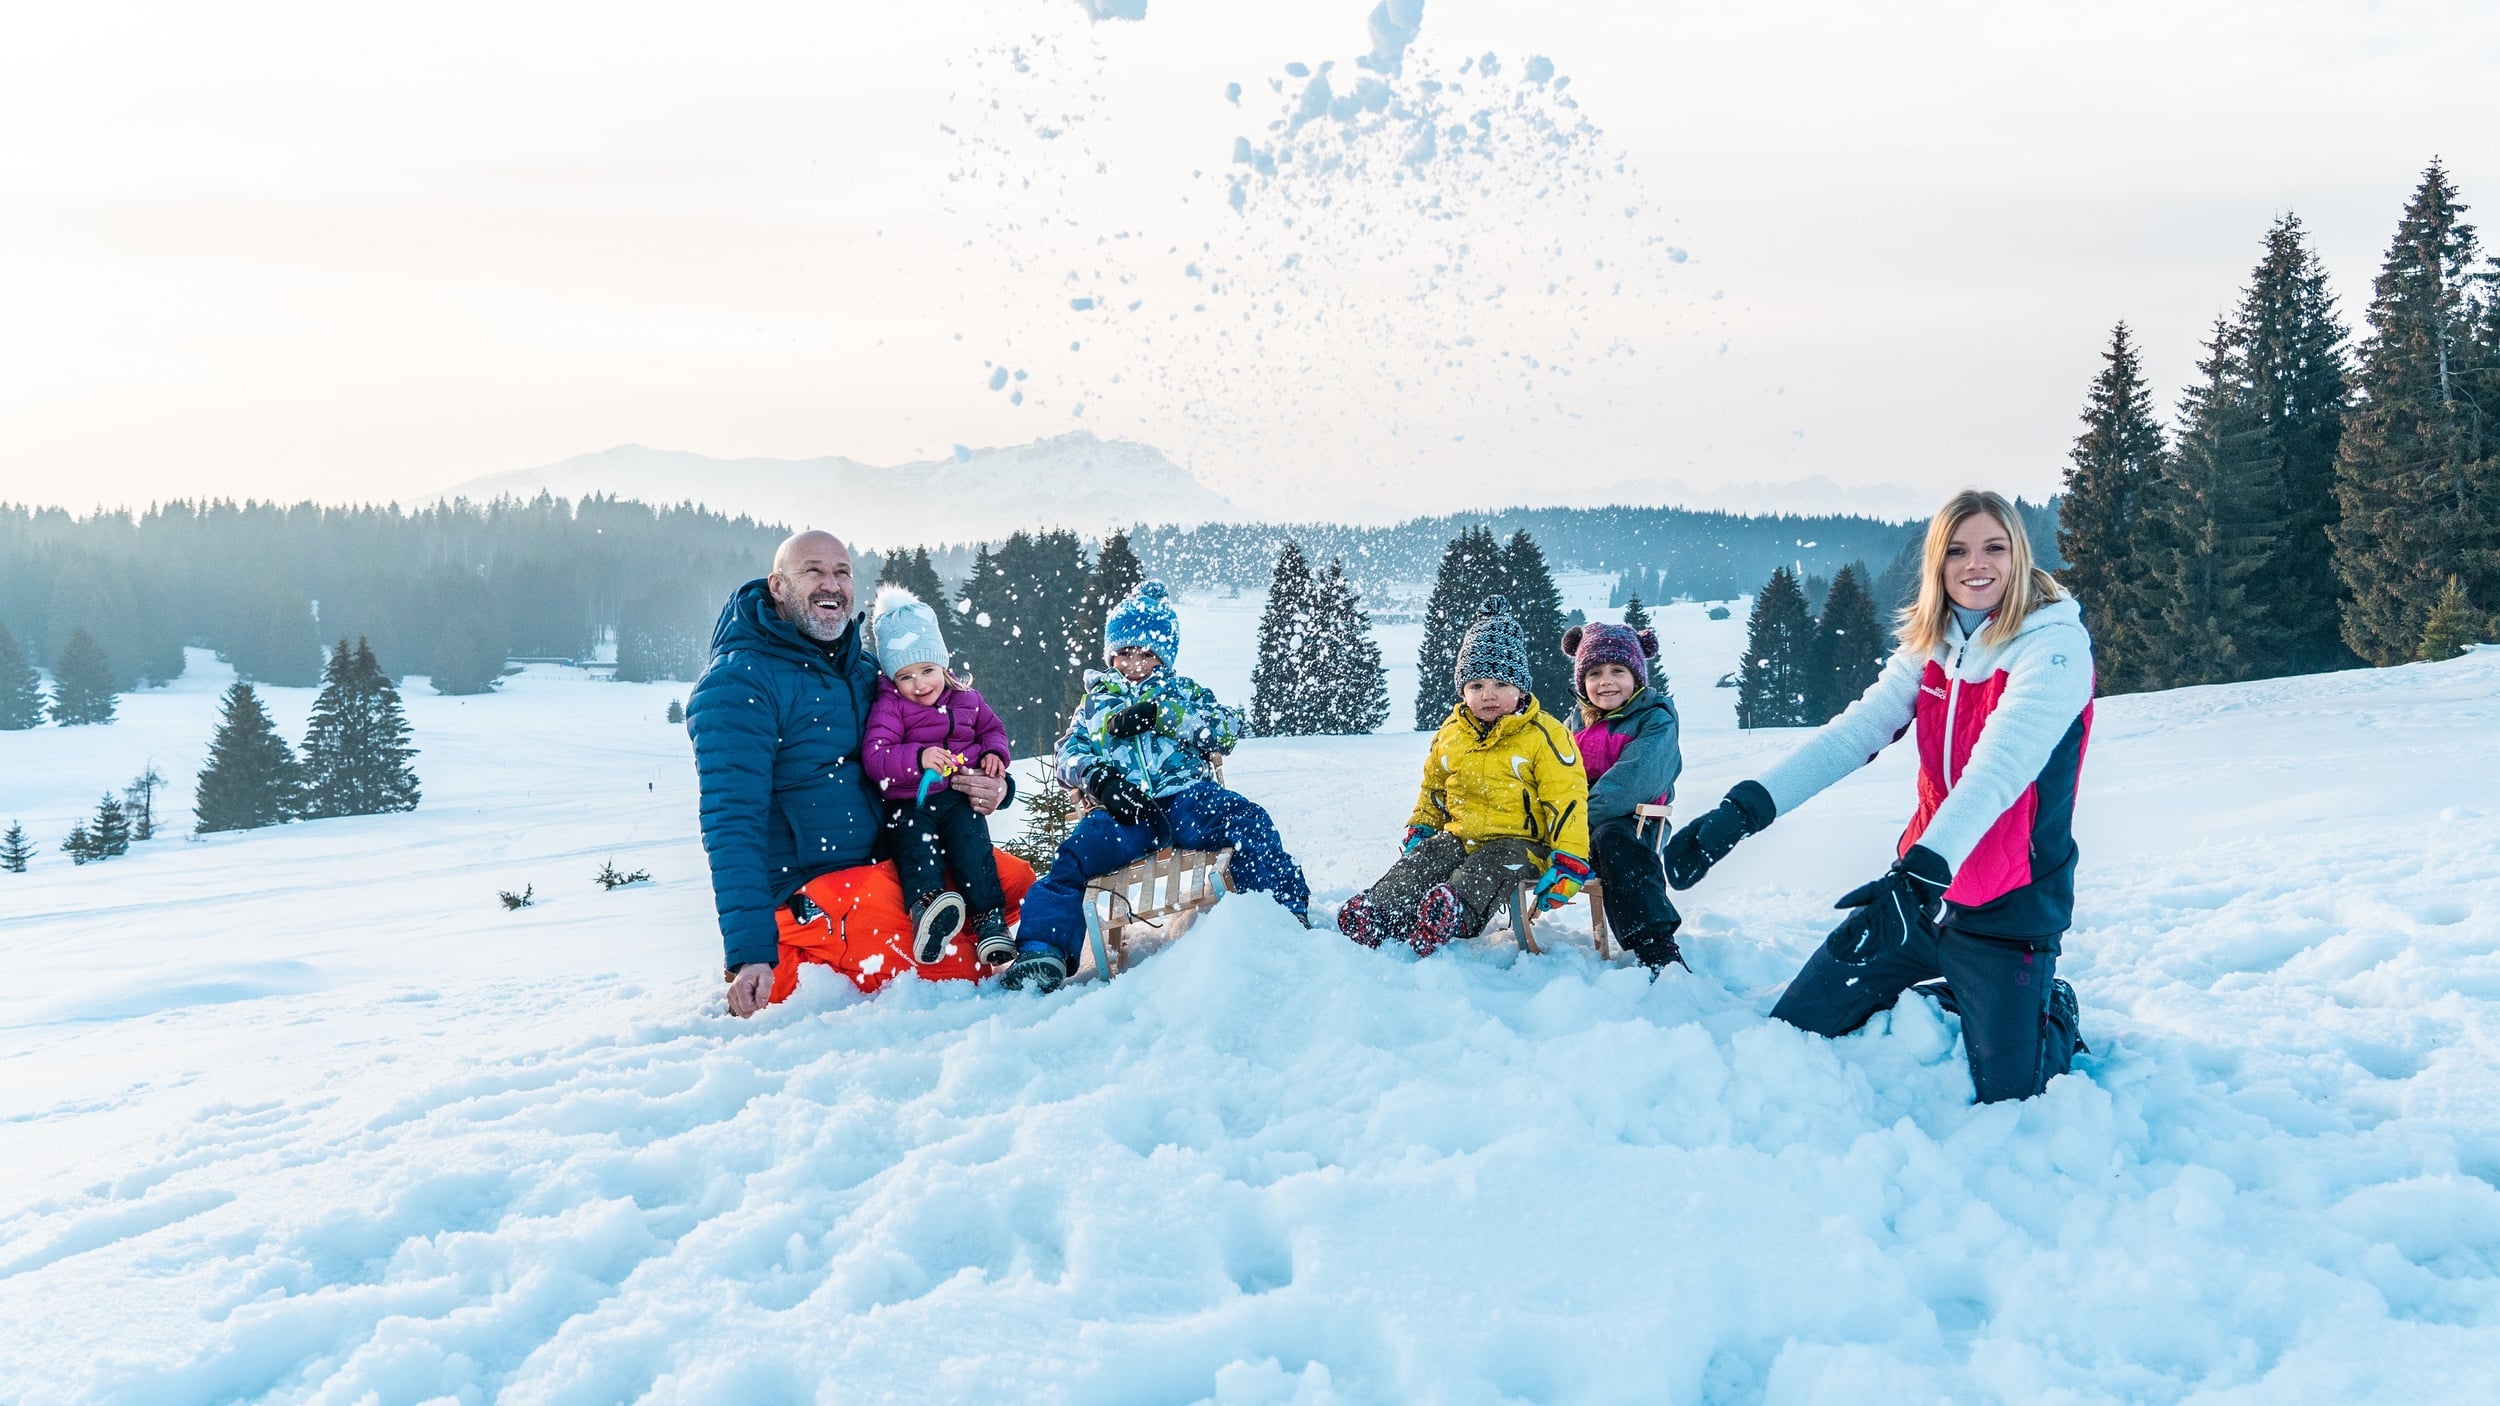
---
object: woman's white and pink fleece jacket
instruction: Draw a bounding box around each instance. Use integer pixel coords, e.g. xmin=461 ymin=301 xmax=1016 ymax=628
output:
xmin=1758 ymin=596 xmax=2096 ymax=942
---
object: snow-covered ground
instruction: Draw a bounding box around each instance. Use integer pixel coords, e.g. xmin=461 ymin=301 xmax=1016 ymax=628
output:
xmin=3 ymin=598 xmax=2498 ymax=1403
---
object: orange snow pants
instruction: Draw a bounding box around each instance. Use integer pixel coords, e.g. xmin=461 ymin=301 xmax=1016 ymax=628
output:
xmin=769 ymin=849 xmax=1039 ymax=1002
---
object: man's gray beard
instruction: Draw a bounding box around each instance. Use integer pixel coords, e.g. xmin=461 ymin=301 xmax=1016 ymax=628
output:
xmin=777 ymin=596 xmax=850 ymax=642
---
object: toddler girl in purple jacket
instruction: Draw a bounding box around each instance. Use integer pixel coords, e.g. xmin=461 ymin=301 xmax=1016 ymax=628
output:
xmin=864 ymin=587 xmax=1017 ymax=969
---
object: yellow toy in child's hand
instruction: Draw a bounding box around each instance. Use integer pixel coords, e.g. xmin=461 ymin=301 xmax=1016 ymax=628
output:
xmin=918 ymin=747 xmax=966 ymax=777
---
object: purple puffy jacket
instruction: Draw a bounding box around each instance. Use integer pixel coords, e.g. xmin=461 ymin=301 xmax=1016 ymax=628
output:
xmin=861 ymin=675 xmax=1013 ymax=801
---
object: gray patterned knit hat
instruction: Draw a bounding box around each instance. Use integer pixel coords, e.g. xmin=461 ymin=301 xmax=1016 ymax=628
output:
xmin=1453 ymin=595 xmax=1535 ymax=696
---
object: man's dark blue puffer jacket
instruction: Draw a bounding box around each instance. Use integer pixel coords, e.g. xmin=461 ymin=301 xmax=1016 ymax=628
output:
xmin=687 ymin=578 xmax=882 ymax=970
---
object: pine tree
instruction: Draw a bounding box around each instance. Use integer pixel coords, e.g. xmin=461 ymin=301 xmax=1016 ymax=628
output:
xmin=124 ymin=765 xmax=164 ymax=842
xmin=0 ymin=621 xmax=42 ymax=729
xmin=878 ymin=546 xmax=949 ymax=609
xmin=1004 ymin=761 xmax=1079 ymax=867
xmin=2236 ymin=214 xmax=2355 ymax=675
xmin=1 ymin=821 xmax=31 ymax=873
xmin=1736 ymin=567 xmax=1815 ymax=728
xmin=1806 ymin=563 xmax=1883 ymax=723
xmin=1251 ymin=541 xmax=1318 ymax=736
xmin=89 ymin=793 xmax=131 ymax=858
xmin=1308 ymin=557 xmax=1391 ymax=734
xmin=2143 ymin=317 xmax=2287 ymax=688
xmin=2057 ymin=322 xmax=2169 ymax=693
xmin=1621 ymin=594 xmax=1653 ymax=634
xmin=251 ymin=592 xmax=323 ymax=687
xmin=615 ymin=580 xmax=709 ymax=683
xmin=2333 ymin=161 xmax=2500 ymax=666
xmin=1062 ymin=531 xmax=1144 ymax=728
xmin=1415 ymin=527 xmax=1504 ymax=727
xmin=666 ymin=698 xmax=684 ymax=725
xmin=1498 ymin=531 xmax=1573 ymax=709
xmin=301 ymin=638 xmax=421 ymax=817
xmin=195 ymin=682 xmax=304 ymax=833
xmin=47 ymin=627 xmax=118 ymax=726
xmin=957 ymin=531 xmax=1092 ymax=754
xmin=62 ymin=822 xmax=96 ymax=865
xmin=2418 ymin=576 xmax=2488 ymax=661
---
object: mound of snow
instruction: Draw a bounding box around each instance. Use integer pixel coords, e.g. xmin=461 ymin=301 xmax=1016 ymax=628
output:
xmin=2 ymin=609 xmax=2497 ymax=1400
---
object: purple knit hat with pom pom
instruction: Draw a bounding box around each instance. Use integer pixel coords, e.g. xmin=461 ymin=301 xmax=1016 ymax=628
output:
xmin=1559 ymin=621 xmax=1655 ymax=700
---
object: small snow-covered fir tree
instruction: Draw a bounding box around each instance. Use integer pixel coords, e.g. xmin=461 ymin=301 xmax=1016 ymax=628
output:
xmin=2418 ymin=577 xmax=2488 ymax=661
xmin=89 ymin=793 xmax=131 ymax=858
xmin=1250 ymin=541 xmax=1318 ymax=736
xmin=48 ymin=627 xmax=117 ymax=726
xmin=1737 ymin=568 xmax=1815 ymax=729
xmin=1 ymin=821 xmax=31 ymax=873
xmin=301 ymin=638 xmax=421 ymax=818
xmin=1806 ymin=564 xmax=1883 ymax=723
xmin=0 ymin=621 xmax=42 ymax=730
xmin=62 ymin=822 xmax=96 ymax=865
xmin=666 ymin=698 xmax=684 ymax=725
xmin=1004 ymin=761 xmax=1078 ymax=868
xmin=196 ymin=682 xmax=304 ymax=833
xmin=1308 ymin=558 xmax=1389 ymax=734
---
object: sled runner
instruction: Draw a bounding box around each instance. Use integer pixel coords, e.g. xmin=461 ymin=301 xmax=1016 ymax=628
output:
xmin=1083 ymin=846 xmax=1237 ymax=979
xmin=1506 ymin=803 xmax=1672 ymax=959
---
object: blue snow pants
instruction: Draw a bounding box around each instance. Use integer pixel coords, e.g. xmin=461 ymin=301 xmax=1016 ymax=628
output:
xmin=1017 ymin=782 xmax=1310 ymax=961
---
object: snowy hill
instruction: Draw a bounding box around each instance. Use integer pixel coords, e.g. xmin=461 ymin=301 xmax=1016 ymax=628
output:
xmin=3 ymin=608 xmax=2498 ymax=1401
xmin=426 ymin=433 xmax=1244 ymax=545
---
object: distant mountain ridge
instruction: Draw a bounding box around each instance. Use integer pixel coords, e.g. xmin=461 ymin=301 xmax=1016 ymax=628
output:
xmin=428 ymin=433 xmax=1244 ymax=546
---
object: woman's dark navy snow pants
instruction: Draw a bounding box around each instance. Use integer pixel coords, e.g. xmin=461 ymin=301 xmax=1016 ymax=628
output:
xmin=1770 ymin=920 xmax=2078 ymax=1103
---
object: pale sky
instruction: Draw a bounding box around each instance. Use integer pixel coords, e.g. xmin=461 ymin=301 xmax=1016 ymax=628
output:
xmin=2 ymin=0 xmax=2493 ymax=518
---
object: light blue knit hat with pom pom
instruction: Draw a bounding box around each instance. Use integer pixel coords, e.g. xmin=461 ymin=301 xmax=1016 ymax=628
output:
xmin=1104 ymin=580 xmax=1179 ymax=666
xmin=871 ymin=586 xmax=951 ymax=679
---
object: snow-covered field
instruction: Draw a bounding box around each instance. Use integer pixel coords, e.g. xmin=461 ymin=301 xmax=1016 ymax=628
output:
xmin=4 ymin=595 xmax=2498 ymax=1404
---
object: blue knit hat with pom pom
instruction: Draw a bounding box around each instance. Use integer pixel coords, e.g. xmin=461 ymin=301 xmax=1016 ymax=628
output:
xmin=870 ymin=586 xmax=950 ymax=679
xmin=1104 ymin=580 xmax=1179 ymax=665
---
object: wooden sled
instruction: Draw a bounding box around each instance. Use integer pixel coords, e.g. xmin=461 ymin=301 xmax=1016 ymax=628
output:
xmin=1083 ymin=846 xmax=1237 ymax=980
xmin=1505 ymin=803 xmax=1673 ymax=959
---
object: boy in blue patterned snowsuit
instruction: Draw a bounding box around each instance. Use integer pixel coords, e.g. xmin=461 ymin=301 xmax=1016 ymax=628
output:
xmin=1003 ymin=581 xmax=1311 ymax=992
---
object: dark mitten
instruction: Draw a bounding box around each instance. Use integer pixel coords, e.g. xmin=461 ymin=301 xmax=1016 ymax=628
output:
xmin=1825 ymin=844 xmax=1952 ymax=965
xmin=1662 ymin=780 xmax=1775 ymax=890
xmin=1086 ymin=764 xmax=1159 ymax=828
xmin=1106 ymin=701 xmax=1162 ymax=738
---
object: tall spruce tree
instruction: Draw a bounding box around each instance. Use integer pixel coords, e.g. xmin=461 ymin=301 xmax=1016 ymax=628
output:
xmin=0 ymin=621 xmax=41 ymax=729
xmin=89 ymin=793 xmax=131 ymax=858
xmin=1250 ymin=541 xmax=1319 ymax=736
xmin=877 ymin=546 xmax=949 ymax=609
xmin=2333 ymin=161 xmax=2500 ymax=666
xmin=195 ymin=682 xmax=304 ymax=833
xmin=1806 ymin=563 xmax=1883 ymax=723
xmin=301 ymin=638 xmax=422 ymax=818
xmin=1621 ymin=594 xmax=1653 ymax=634
xmin=2057 ymin=323 xmax=2170 ymax=693
xmin=47 ymin=627 xmax=117 ymax=726
xmin=1736 ymin=567 xmax=1815 ymax=728
xmin=1498 ymin=532 xmax=1573 ymax=709
xmin=955 ymin=530 xmax=1091 ymax=754
xmin=2236 ymin=214 xmax=2355 ymax=674
xmin=2144 ymin=317 xmax=2287 ymax=688
xmin=428 ymin=617 xmax=506 ymax=695
xmin=1063 ymin=530 xmax=1145 ymax=732
xmin=0 ymin=821 xmax=29 ymax=873
xmin=1415 ymin=526 xmax=1505 ymax=727
xmin=1308 ymin=557 xmax=1390 ymax=734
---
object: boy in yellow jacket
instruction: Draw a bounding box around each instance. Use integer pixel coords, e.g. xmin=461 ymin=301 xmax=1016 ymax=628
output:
xmin=1338 ymin=596 xmax=1592 ymax=955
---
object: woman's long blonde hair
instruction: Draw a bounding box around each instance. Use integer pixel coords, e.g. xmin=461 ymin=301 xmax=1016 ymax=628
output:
xmin=1896 ymin=490 xmax=2065 ymax=654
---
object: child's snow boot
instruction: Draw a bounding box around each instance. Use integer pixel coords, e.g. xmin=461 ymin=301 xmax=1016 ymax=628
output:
xmin=971 ymin=909 xmax=1015 ymax=969
xmin=1336 ymin=892 xmax=1384 ymax=948
xmin=1622 ymin=927 xmax=1687 ymax=976
xmin=1408 ymin=883 xmax=1466 ymax=956
xmin=999 ymin=947 xmax=1068 ymax=994
xmin=910 ymin=890 xmax=967 ymax=965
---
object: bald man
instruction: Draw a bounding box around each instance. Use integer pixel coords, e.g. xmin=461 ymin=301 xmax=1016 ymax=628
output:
xmin=688 ymin=531 xmax=1036 ymax=1014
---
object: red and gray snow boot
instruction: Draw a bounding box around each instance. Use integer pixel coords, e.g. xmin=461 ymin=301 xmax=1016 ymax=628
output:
xmin=1408 ymin=883 xmax=1466 ymax=956
xmin=1336 ymin=892 xmax=1385 ymax=948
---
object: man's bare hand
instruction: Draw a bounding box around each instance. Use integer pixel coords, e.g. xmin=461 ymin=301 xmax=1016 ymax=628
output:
xmin=950 ymin=768 xmax=1009 ymax=815
xmin=725 ymin=963 xmax=775 ymax=1017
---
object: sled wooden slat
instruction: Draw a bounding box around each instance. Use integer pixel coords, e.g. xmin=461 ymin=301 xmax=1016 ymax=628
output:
xmin=1083 ymin=846 xmax=1237 ymax=979
xmin=1509 ymin=802 xmax=1671 ymax=960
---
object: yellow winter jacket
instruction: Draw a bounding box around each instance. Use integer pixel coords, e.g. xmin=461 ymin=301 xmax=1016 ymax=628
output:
xmin=1408 ymin=698 xmax=1591 ymax=863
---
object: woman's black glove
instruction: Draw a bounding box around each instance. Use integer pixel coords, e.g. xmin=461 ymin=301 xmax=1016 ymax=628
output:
xmin=1662 ymin=781 xmax=1776 ymax=889
xmin=1106 ymin=702 xmax=1162 ymax=739
xmin=1825 ymin=844 xmax=1952 ymax=965
xmin=1086 ymin=764 xmax=1160 ymax=828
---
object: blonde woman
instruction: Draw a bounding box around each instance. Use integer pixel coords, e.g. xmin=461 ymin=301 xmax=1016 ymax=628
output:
xmin=1664 ymin=490 xmax=2093 ymax=1103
